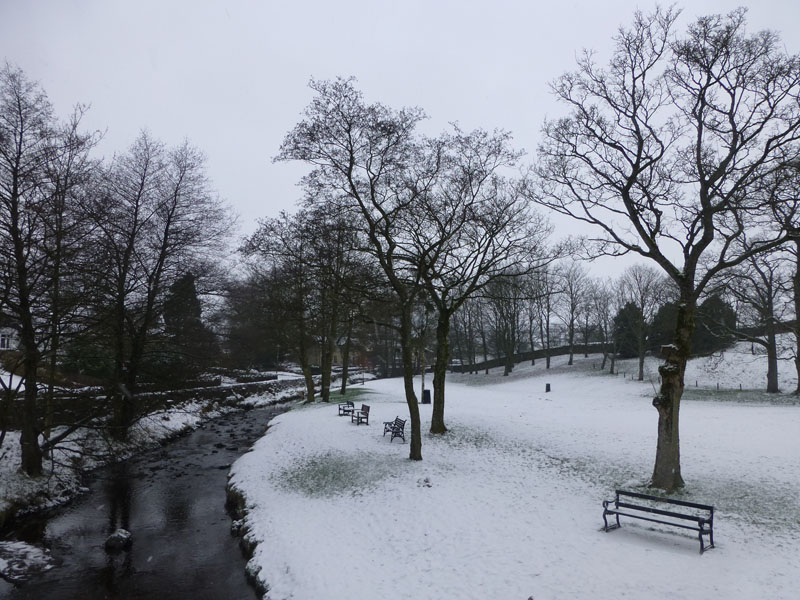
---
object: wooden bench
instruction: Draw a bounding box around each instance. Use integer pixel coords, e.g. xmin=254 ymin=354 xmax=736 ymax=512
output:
xmin=338 ymin=400 xmax=354 ymax=416
xmin=351 ymin=404 xmax=370 ymax=425
xmin=602 ymin=489 xmax=715 ymax=553
xmin=383 ymin=417 xmax=406 ymax=442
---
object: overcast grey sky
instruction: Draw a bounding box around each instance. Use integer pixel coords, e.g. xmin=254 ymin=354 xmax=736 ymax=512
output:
xmin=2 ymin=0 xmax=800 ymax=245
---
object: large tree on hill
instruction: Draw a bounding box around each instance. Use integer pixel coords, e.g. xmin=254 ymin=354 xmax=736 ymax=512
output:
xmin=535 ymin=7 xmax=800 ymax=490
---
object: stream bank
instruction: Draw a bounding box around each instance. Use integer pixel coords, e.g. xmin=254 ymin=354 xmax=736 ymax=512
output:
xmin=1 ymin=404 xmax=289 ymax=599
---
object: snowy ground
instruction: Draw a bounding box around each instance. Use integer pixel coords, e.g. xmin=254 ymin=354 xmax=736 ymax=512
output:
xmin=615 ymin=338 xmax=800 ymax=395
xmin=229 ymin=353 xmax=800 ymax=600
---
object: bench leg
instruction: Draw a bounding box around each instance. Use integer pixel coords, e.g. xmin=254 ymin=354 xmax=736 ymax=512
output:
xmin=602 ymin=511 xmax=620 ymax=532
xmin=699 ymin=528 xmax=714 ymax=554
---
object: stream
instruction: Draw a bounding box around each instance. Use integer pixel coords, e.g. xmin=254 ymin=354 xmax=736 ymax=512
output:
xmin=0 ymin=405 xmax=286 ymax=599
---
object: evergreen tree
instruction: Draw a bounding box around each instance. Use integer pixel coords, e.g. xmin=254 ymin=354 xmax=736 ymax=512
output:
xmin=613 ymin=302 xmax=643 ymax=359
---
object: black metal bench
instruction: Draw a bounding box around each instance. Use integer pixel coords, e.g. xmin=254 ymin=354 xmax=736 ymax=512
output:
xmin=383 ymin=417 xmax=406 ymax=442
xmin=338 ymin=400 xmax=354 ymax=416
xmin=602 ymin=489 xmax=715 ymax=553
xmin=351 ymin=404 xmax=370 ymax=425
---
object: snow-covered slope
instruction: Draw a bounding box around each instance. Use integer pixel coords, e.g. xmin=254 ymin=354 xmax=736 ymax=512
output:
xmin=229 ymin=354 xmax=799 ymax=599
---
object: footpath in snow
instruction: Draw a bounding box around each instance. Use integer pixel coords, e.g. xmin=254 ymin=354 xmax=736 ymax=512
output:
xmin=229 ymin=354 xmax=800 ymax=600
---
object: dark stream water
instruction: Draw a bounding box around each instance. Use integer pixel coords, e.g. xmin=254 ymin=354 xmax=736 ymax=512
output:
xmin=1 ymin=405 xmax=286 ymax=600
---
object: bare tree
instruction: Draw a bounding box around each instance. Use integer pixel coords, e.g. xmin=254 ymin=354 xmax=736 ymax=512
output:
xmin=532 ymin=265 xmax=559 ymax=369
xmin=720 ymin=250 xmax=788 ymax=393
xmin=768 ymin=160 xmax=800 ymax=393
xmin=244 ymin=207 xmax=365 ymax=403
xmin=410 ymin=127 xmax=552 ymax=433
xmin=90 ymin=133 xmax=232 ymax=437
xmin=276 ymin=77 xmax=431 ymax=460
xmin=554 ymin=261 xmax=587 ymax=366
xmin=480 ymin=274 xmax=522 ymax=376
xmin=535 ymin=7 xmax=800 ymax=489
xmin=0 ymin=65 xmax=96 ymax=474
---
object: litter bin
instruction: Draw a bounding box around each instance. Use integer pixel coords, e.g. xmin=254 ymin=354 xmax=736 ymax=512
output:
xmin=422 ymin=389 xmax=431 ymax=404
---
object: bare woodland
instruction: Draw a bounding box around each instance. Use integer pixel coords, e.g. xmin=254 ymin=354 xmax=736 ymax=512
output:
xmin=3 ymin=7 xmax=800 ymax=491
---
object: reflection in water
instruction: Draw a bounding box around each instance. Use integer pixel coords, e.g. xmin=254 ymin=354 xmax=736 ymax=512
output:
xmin=1 ymin=406 xmax=284 ymax=600
xmin=102 ymin=462 xmax=135 ymax=590
xmin=107 ymin=463 xmax=134 ymax=533
xmin=98 ymin=546 xmax=133 ymax=595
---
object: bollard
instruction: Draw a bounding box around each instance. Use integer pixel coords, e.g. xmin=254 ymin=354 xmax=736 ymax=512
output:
xmin=716 ymin=382 xmax=719 ymax=391
xmin=546 ymin=383 xmax=551 ymax=392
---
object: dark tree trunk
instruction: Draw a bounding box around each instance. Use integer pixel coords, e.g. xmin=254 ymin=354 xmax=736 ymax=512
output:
xmin=399 ymin=307 xmax=422 ymax=460
xmin=16 ymin=263 xmax=42 ymax=475
xmin=567 ymin=320 xmax=575 ymax=365
xmin=543 ymin=317 xmax=551 ymax=369
xmin=651 ymin=298 xmax=694 ymax=491
xmin=528 ymin=315 xmax=536 ymax=366
xmin=466 ymin=311 xmax=476 ymax=373
xmin=431 ymin=313 xmax=450 ymax=434
xmin=765 ymin=316 xmax=779 ymax=393
xmin=339 ymin=318 xmax=353 ymax=395
xmin=637 ymin=313 xmax=647 ymax=381
xmin=480 ymin=326 xmax=489 ymax=375
xmin=793 ymin=239 xmax=800 ymax=395
xmin=298 ymin=321 xmax=315 ymax=403
xmin=320 ymin=335 xmax=333 ymax=402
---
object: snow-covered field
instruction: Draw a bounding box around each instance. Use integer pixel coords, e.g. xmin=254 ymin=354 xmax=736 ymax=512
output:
xmin=229 ymin=353 xmax=800 ymax=600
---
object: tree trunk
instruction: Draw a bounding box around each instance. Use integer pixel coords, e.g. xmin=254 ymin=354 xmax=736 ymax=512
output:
xmin=528 ymin=315 xmax=536 ymax=366
xmin=544 ymin=317 xmax=551 ymax=369
xmin=399 ymin=307 xmax=422 ymax=460
xmin=19 ymin=328 xmax=42 ymax=476
xmin=567 ymin=319 xmax=575 ymax=365
xmin=793 ymin=239 xmax=800 ymax=394
xmin=298 ymin=325 xmax=315 ymax=403
xmin=637 ymin=314 xmax=646 ymax=381
xmin=765 ymin=318 xmax=779 ymax=393
xmin=11 ymin=187 xmax=43 ymax=475
xmin=431 ymin=312 xmax=450 ymax=434
xmin=651 ymin=299 xmax=694 ymax=491
xmin=466 ymin=310 xmax=476 ymax=373
xmin=320 ymin=335 xmax=332 ymax=402
xmin=339 ymin=318 xmax=353 ymax=395
xmin=480 ymin=326 xmax=489 ymax=375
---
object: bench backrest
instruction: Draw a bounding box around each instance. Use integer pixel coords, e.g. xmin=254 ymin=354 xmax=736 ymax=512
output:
xmin=360 ymin=404 xmax=370 ymax=414
xmin=615 ymin=489 xmax=713 ymax=523
xmin=343 ymin=400 xmax=354 ymax=407
xmin=393 ymin=417 xmax=405 ymax=429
